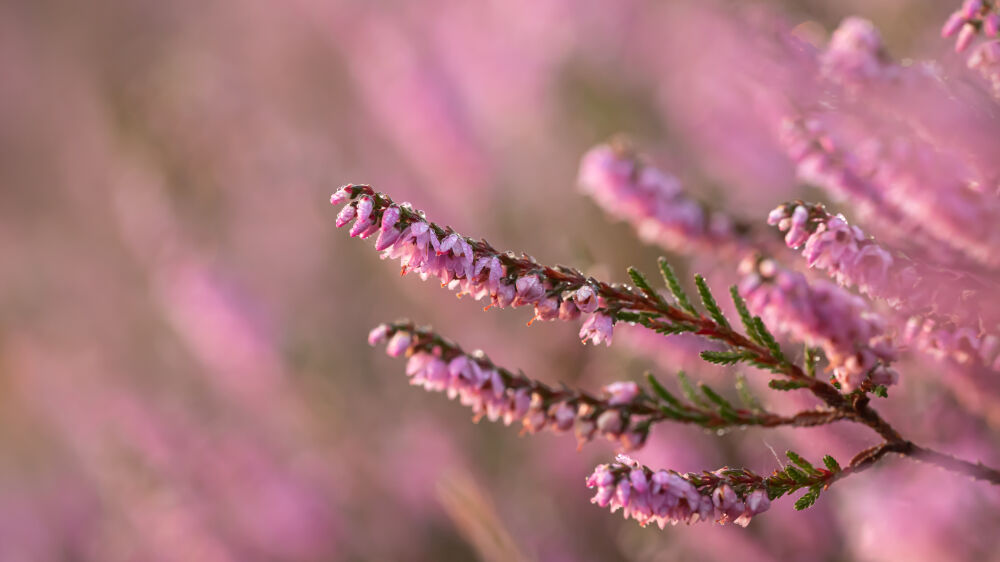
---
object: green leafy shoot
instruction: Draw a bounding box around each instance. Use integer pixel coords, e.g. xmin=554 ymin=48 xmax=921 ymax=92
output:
xmin=730 ymin=286 xmax=760 ymax=343
xmin=645 ymin=371 xmax=684 ymax=409
xmin=822 ymin=455 xmax=842 ymax=473
xmin=677 ymin=371 xmax=710 ymax=408
xmin=794 ymin=486 xmax=822 ymax=510
xmin=627 ymin=266 xmax=666 ymax=307
xmin=804 ymin=346 xmax=819 ymax=377
xmin=786 ymin=451 xmax=822 ymax=476
xmin=700 ymin=350 xmax=753 ymax=365
xmin=751 ymin=316 xmax=785 ymax=363
xmin=694 ymin=274 xmax=731 ymax=331
xmin=658 ymin=258 xmax=697 ymax=315
xmin=768 ymin=379 xmax=810 ymax=391
xmin=735 ymin=373 xmax=763 ymax=412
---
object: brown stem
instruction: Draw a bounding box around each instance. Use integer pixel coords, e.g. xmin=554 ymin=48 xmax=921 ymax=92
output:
xmin=903 ymin=443 xmax=1000 ymax=484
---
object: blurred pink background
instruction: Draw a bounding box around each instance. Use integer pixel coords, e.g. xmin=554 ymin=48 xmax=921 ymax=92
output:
xmin=2 ymin=0 xmax=999 ymax=560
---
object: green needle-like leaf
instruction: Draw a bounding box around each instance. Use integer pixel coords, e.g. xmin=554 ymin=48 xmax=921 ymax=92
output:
xmin=646 ymin=372 xmax=684 ymax=409
xmin=658 ymin=258 xmax=697 ymax=315
xmin=695 ymin=274 xmax=730 ymax=330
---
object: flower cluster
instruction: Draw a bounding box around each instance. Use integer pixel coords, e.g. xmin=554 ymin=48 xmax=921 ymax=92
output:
xmin=578 ymin=142 xmax=742 ymax=255
xmin=768 ymin=203 xmax=897 ymax=303
xmin=369 ymin=322 xmax=656 ymax=450
xmin=781 ymin=17 xmax=1000 ymax=272
xmin=942 ymin=0 xmax=1000 ymax=54
xmin=331 ymin=185 xmax=617 ymax=346
xmin=586 ymin=456 xmax=771 ymax=528
xmin=778 ymin=118 xmax=892 ymax=229
xmin=739 ymin=258 xmax=897 ymax=391
xmin=820 ymin=17 xmax=895 ymax=87
xmin=769 ymin=202 xmax=1000 ymax=369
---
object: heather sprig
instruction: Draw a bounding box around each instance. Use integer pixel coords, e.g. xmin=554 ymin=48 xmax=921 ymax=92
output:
xmin=369 ymin=322 xmax=848 ymax=451
xmin=586 ymin=455 xmax=772 ymax=528
xmin=769 ymin=201 xmax=1000 ymax=370
xmin=331 ymin=184 xmax=619 ymax=344
xmin=586 ymin=440 xmax=962 ymax=530
xmin=577 ymin=140 xmax=770 ymax=258
xmin=737 ymin=256 xmax=899 ymax=392
xmin=585 ymin=450 xmax=868 ymax=528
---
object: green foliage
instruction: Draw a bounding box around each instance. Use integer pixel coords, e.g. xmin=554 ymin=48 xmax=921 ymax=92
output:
xmin=627 ymin=266 xmax=666 ymax=306
xmin=694 ymin=274 xmax=730 ymax=331
xmin=735 ymin=373 xmax=762 ymax=412
xmin=794 ymin=486 xmax=822 ymax=511
xmin=700 ymin=350 xmax=754 ymax=365
xmin=614 ymin=310 xmax=641 ymax=323
xmin=657 ymin=258 xmax=697 ymax=315
xmin=786 ymin=451 xmax=821 ymax=476
xmin=730 ymin=286 xmax=760 ymax=343
xmin=650 ymin=322 xmax=699 ymax=335
xmin=784 ymin=466 xmax=811 ymax=484
xmin=873 ymin=385 xmax=889 ymax=398
xmin=645 ymin=372 xmax=683 ymax=409
xmin=822 ymin=455 xmax=842 ymax=473
xmin=699 ymin=383 xmax=738 ymax=422
xmin=751 ymin=316 xmax=785 ymax=363
xmin=677 ymin=371 xmax=710 ymax=408
xmin=804 ymin=346 xmax=819 ymax=377
xmin=768 ymin=379 xmax=811 ymax=391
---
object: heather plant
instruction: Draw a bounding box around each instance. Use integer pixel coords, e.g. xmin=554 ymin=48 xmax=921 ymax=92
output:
xmin=9 ymin=0 xmax=1000 ymax=559
xmin=331 ymin=6 xmax=1000 ymax=532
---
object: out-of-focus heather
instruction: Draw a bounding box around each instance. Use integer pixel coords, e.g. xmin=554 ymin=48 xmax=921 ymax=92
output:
xmin=1 ymin=0 xmax=999 ymax=561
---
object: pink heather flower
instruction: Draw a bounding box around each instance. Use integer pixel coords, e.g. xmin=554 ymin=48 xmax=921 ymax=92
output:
xmin=580 ymin=313 xmax=614 ymax=346
xmin=374 ymin=225 xmax=402 ymax=252
xmin=348 ymin=196 xmax=375 ymax=237
xmin=335 ymin=204 xmax=356 ymax=228
xmin=513 ymin=275 xmax=546 ymax=306
xmin=354 ymin=196 xmax=373 ymax=224
xmin=735 ymin=490 xmax=771 ymax=527
xmin=603 ymin=381 xmax=640 ymax=406
xmin=368 ymin=324 xmax=390 ymax=346
xmin=574 ymin=285 xmax=600 ymax=314
xmin=552 ymin=402 xmax=576 ymax=432
xmin=986 ymin=13 xmax=1000 ymax=36
xmin=968 ymin=41 xmax=1000 ymax=97
xmin=330 ymin=186 xmax=353 ymax=206
xmin=558 ymin=300 xmax=580 ymax=321
xmin=620 ymin=430 xmax=648 ymax=451
xmin=385 ymin=332 xmax=412 ymax=357
xmin=961 ymin=0 xmax=984 ymax=19
xmin=595 ymin=410 xmax=624 ymax=436
xmin=942 ymin=12 xmax=967 ymax=38
xmin=532 ymin=296 xmax=560 ymax=323
xmin=381 ymin=205 xmax=400 ymax=231
xmin=783 ymin=205 xmax=810 ymax=248
xmin=957 ymin=23 xmax=978 ymax=52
